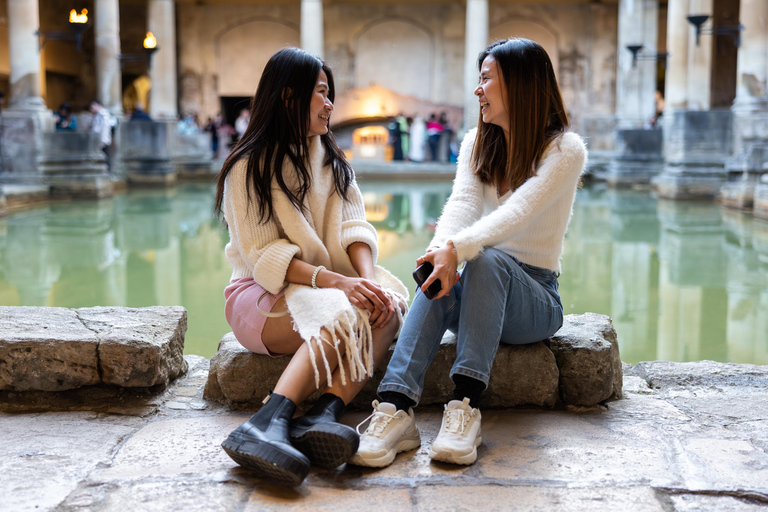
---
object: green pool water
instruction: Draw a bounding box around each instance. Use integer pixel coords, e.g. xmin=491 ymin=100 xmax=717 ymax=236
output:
xmin=1 ymin=181 xmax=766 ymax=365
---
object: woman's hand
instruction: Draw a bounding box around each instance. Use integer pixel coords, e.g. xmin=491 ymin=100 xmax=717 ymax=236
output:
xmin=334 ymin=275 xmax=395 ymax=329
xmin=417 ymin=242 xmax=460 ymax=300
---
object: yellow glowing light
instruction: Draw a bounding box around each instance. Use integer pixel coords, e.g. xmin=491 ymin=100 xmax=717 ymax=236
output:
xmin=353 ymin=126 xmax=388 ymax=145
xmin=143 ymin=32 xmax=157 ymax=49
xmin=69 ymin=8 xmax=88 ymax=24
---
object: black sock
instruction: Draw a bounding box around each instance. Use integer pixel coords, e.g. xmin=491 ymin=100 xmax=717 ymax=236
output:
xmin=378 ymin=391 xmax=415 ymax=412
xmin=452 ymin=375 xmax=485 ymax=408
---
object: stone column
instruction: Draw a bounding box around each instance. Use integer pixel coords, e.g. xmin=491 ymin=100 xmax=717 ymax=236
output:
xmin=148 ymin=0 xmax=178 ymax=120
xmin=94 ymin=0 xmax=123 ymax=117
xmin=463 ymin=0 xmax=488 ymax=132
xmin=657 ymin=0 xmax=734 ymax=200
xmin=300 ymin=0 xmax=324 ymax=59
xmin=664 ymin=0 xmax=690 ymax=113
xmin=0 ymin=0 xmax=51 ymax=182
xmin=720 ymin=0 xmax=768 ymax=210
xmin=608 ymin=0 xmax=662 ymax=187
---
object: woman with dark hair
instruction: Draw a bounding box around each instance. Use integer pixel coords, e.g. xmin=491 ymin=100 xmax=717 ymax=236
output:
xmin=215 ymin=47 xmax=407 ymax=486
xmin=351 ymin=38 xmax=587 ymax=468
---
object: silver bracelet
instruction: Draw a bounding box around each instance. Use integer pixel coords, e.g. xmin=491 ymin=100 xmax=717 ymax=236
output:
xmin=311 ymin=265 xmax=326 ymax=289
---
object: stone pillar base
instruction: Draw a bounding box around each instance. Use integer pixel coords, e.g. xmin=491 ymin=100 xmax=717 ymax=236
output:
xmin=658 ymin=110 xmax=734 ymax=200
xmin=606 ymin=128 xmax=663 ymax=187
xmin=654 ymin=171 xmax=727 ymax=200
xmin=0 ymin=189 xmax=6 ymax=217
xmin=755 ymin=176 xmax=768 ymax=221
xmin=719 ymin=142 xmax=768 ymax=211
xmin=173 ymin=132 xmax=215 ymax=180
xmin=0 ymin=108 xmax=52 ymax=182
xmin=580 ymin=115 xmax=617 ymax=179
xmin=39 ymin=132 xmax=113 ymax=200
xmin=118 ymin=121 xmax=178 ymax=188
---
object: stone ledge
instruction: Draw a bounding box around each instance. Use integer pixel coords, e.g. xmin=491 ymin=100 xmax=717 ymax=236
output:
xmin=0 ymin=306 xmax=188 ymax=392
xmin=204 ymin=313 xmax=622 ymax=410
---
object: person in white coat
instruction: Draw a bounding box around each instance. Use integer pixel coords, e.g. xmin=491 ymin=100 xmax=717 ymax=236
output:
xmin=408 ymin=115 xmax=426 ymax=162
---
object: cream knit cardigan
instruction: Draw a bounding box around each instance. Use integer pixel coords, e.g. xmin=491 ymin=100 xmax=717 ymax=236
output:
xmin=223 ymin=136 xmax=408 ymax=386
xmin=431 ymin=128 xmax=588 ymax=272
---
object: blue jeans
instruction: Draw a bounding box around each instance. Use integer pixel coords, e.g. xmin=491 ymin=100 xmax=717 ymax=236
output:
xmin=378 ymin=248 xmax=564 ymax=405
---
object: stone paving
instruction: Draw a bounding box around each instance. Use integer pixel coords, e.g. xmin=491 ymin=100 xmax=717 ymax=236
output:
xmin=2 ymin=356 xmax=768 ymax=511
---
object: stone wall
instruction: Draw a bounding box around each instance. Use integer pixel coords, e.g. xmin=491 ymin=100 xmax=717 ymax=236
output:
xmin=177 ymin=0 xmax=618 ymax=131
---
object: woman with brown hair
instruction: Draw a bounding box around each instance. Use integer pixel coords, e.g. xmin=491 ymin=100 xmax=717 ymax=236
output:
xmin=350 ymin=38 xmax=587 ymax=468
xmin=215 ymin=47 xmax=407 ymax=486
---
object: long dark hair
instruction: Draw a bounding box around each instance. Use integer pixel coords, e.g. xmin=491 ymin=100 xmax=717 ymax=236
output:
xmin=471 ymin=38 xmax=569 ymax=191
xmin=214 ymin=47 xmax=353 ymax=223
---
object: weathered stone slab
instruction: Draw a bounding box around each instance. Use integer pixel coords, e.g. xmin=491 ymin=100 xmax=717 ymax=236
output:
xmin=0 ymin=306 xmax=188 ymax=392
xmin=545 ymin=312 xmax=623 ymax=405
xmin=627 ymin=360 xmax=768 ymax=390
xmin=77 ymin=306 xmax=188 ymax=388
xmin=0 ymin=306 xmax=100 ymax=391
xmin=205 ymin=313 xmax=620 ymax=409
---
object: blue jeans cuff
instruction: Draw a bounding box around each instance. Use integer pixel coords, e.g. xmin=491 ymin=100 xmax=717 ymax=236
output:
xmin=450 ymin=366 xmax=491 ymax=387
xmin=377 ymin=383 xmax=422 ymax=405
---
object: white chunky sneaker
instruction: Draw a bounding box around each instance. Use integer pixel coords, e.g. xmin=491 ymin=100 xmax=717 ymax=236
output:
xmin=348 ymin=400 xmax=421 ymax=468
xmin=429 ymin=397 xmax=482 ymax=465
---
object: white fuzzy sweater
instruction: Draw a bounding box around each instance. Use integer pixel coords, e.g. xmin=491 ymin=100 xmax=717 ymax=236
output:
xmin=431 ymin=128 xmax=588 ymax=272
xmin=223 ymin=136 xmax=379 ymax=295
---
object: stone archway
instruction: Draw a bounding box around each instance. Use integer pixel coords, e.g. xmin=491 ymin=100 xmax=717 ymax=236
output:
xmin=354 ymin=19 xmax=433 ymax=100
xmin=215 ymin=20 xmax=300 ymax=97
xmin=489 ymin=19 xmax=559 ymax=76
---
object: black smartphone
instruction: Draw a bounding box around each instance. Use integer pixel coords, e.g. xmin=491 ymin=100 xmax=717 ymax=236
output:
xmin=413 ymin=261 xmax=443 ymax=300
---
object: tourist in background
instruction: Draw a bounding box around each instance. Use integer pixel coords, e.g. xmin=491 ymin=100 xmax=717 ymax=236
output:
xmin=89 ymin=100 xmax=116 ymax=172
xmin=426 ymin=113 xmax=444 ymax=162
xmin=234 ymin=108 xmax=250 ymax=143
xmin=54 ymin=103 xmax=77 ymax=131
xmin=397 ymin=114 xmax=410 ymax=160
xmin=352 ymin=38 xmax=586 ymax=469
xmin=204 ymin=115 xmax=221 ymax=159
xmin=409 ymin=115 xmax=426 ymax=162
xmin=388 ymin=116 xmax=403 ymax=160
xmin=214 ymin=47 xmax=407 ymax=486
xmin=129 ymin=102 xmax=152 ymax=122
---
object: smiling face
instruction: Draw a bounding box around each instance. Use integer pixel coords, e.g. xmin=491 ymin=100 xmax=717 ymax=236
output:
xmin=474 ymin=55 xmax=510 ymax=133
xmin=307 ymin=69 xmax=333 ymax=137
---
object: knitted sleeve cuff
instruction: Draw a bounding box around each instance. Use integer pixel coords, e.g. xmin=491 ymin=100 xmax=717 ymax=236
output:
xmin=341 ymin=220 xmax=379 ymax=264
xmin=447 ymin=236 xmax=483 ymax=264
xmin=250 ymin=239 xmax=301 ymax=295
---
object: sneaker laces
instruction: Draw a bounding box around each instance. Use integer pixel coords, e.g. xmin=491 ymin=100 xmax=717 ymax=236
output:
xmin=443 ymin=408 xmax=470 ymax=435
xmin=356 ymin=409 xmax=397 ymax=437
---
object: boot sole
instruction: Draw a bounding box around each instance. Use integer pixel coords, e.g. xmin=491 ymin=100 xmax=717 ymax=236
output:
xmin=221 ymin=431 xmax=310 ymax=486
xmin=290 ymin=423 xmax=360 ymax=469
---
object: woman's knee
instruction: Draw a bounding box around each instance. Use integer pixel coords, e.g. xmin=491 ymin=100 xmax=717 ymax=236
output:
xmin=463 ymin=248 xmax=511 ymax=279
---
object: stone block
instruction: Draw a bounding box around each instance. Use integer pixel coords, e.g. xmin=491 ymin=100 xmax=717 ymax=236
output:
xmin=606 ymin=129 xmax=663 ymax=186
xmin=76 ymin=306 xmax=188 ymax=387
xmin=0 ymin=307 xmax=100 ymax=391
xmin=39 ymin=132 xmax=113 ymax=199
xmin=545 ymin=312 xmax=622 ymax=405
xmin=0 ymin=306 xmax=188 ymax=392
xmin=205 ymin=313 xmax=621 ymax=409
xmin=174 ymin=132 xmax=215 ymax=179
xmin=754 ymin=181 xmax=768 ymax=221
xmin=118 ymin=121 xmax=177 ymax=187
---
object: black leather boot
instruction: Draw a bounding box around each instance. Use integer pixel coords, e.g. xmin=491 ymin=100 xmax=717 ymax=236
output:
xmin=221 ymin=392 xmax=310 ymax=486
xmin=289 ymin=393 xmax=360 ymax=469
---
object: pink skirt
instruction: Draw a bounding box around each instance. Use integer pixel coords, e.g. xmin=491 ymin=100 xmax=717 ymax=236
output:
xmin=224 ymin=277 xmax=286 ymax=357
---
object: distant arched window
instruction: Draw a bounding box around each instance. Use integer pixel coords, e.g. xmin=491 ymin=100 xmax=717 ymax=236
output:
xmin=354 ymin=20 xmax=433 ymax=100
xmin=216 ymin=20 xmax=299 ymax=97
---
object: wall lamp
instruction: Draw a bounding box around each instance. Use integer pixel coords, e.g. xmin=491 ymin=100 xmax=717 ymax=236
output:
xmin=626 ymin=45 xmax=669 ymax=69
xmin=687 ymin=14 xmax=744 ymax=47
xmin=37 ymin=9 xmax=90 ymax=53
xmin=118 ymin=32 xmax=159 ymax=69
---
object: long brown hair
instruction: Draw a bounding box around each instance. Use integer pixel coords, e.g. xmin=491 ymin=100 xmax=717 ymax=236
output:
xmin=471 ymin=38 xmax=569 ymax=191
xmin=214 ymin=47 xmax=353 ymax=223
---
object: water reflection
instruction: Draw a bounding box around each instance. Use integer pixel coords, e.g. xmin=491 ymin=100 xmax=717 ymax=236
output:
xmin=0 ymin=182 xmax=766 ymax=364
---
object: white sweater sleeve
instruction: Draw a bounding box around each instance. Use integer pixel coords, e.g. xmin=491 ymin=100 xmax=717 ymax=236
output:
xmin=340 ymin=179 xmax=379 ymax=263
xmin=449 ymin=133 xmax=587 ymax=263
xmin=225 ymin=161 xmax=301 ymax=294
xmin=430 ymin=129 xmax=484 ymax=248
